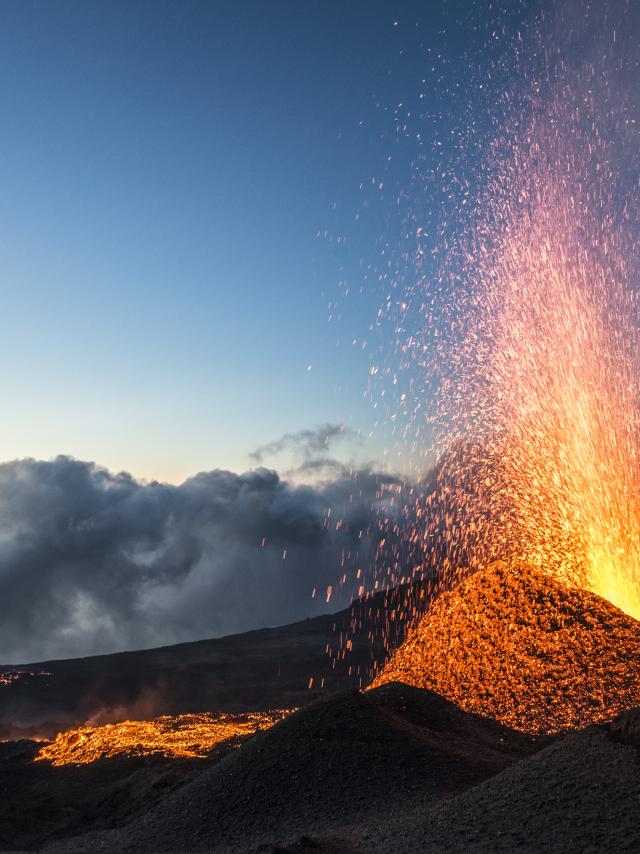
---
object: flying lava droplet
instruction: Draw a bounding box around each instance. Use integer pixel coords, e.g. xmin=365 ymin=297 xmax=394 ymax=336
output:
xmin=394 ymin=21 xmax=640 ymax=622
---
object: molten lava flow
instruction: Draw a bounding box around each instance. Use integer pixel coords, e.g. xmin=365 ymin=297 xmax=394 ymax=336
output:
xmin=36 ymin=710 xmax=293 ymax=766
xmin=372 ymin=562 xmax=640 ymax=734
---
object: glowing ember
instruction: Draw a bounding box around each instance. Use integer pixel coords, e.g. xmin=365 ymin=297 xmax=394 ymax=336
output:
xmin=372 ymin=562 xmax=640 ymax=734
xmin=380 ymin=25 xmax=640 ymax=623
xmin=430 ymin=93 xmax=640 ymax=617
xmin=0 ymin=670 xmax=51 ymax=687
xmin=35 ymin=710 xmax=293 ymax=766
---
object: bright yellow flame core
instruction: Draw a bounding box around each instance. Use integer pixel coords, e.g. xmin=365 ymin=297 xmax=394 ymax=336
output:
xmin=425 ymin=96 xmax=640 ymax=620
xmin=487 ymin=255 xmax=640 ymax=618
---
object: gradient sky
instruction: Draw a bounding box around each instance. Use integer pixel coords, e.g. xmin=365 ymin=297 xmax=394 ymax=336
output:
xmin=0 ymin=0 xmax=533 ymax=483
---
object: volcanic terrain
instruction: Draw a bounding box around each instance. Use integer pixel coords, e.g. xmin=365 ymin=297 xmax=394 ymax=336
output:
xmin=0 ymin=581 xmax=418 ymax=741
xmin=373 ymin=561 xmax=640 ymax=733
xmin=366 ymin=709 xmax=640 ymax=853
xmin=3 ymin=563 xmax=640 ymax=852
xmin=42 ymin=683 xmax=544 ymax=853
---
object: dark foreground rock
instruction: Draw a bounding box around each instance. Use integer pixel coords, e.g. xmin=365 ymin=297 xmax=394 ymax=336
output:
xmin=0 ymin=737 xmax=234 ymax=851
xmin=368 ymin=715 xmax=640 ymax=852
xmin=41 ymin=695 xmax=640 ymax=854
xmin=43 ymin=683 xmax=542 ymax=853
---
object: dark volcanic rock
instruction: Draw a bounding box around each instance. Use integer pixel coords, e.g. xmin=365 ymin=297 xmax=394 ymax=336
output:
xmin=52 ymin=683 xmax=541 ymax=853
xmin=38 ymin=694 xmax=640 ymax=854
xmin=369 ymin=720 xmax=640 ymax=852
xmin=0 ymin=738 xmax=231 ymax=851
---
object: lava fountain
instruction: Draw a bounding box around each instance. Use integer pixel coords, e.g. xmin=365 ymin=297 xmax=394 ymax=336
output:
xmin=370 ymin=42 xmax=640 ymax=725
xmin=411 ymin=46 xmax=640 ymax=619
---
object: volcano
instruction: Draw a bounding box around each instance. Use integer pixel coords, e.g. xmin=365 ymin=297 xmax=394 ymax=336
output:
xmin=371 ymin=562 xmax=640 ymax=733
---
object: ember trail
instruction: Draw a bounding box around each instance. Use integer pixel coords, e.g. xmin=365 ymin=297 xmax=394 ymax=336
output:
xmin=400 ymin=44 xmax=640 ymax=621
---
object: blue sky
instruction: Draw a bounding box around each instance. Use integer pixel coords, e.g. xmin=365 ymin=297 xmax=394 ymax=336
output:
xmin=0 ymin=0 xmax=533 ymax=482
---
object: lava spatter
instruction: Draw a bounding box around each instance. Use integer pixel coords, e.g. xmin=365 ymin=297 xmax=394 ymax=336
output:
xmin=399 ymin=49 xmax=640 ymax=622
xmin=371 ymin=561 xmax=640 ymax=734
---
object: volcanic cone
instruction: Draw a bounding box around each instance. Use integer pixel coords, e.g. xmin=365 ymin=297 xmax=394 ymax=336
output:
xmin=371 ymin=562 xmax=640 ymax=733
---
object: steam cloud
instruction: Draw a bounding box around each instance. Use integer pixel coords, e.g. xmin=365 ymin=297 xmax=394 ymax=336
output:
xmin=0 ymin=455 xmax=399 ymax=664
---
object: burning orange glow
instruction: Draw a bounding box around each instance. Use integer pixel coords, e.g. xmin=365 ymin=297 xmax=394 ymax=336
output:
xmin=345 ymin=24 xmax=640 ymax=727
xmin=36 ymin=710 xmax=293 ymax=766
xmin=372 ymin=562 xmax=640 ymax=734
xmin=402 ymin=66 xmax=640 ymax=621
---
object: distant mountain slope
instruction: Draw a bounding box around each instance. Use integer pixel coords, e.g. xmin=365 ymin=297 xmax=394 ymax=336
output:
xmin=0 ymin=583 xmax=419 ymax=736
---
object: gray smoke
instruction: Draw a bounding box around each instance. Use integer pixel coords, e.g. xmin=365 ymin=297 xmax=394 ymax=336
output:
xmin=249 ymin=423 xmax=356 ymax=465
xmin=0 ymin=455 xmax=399 ymax=664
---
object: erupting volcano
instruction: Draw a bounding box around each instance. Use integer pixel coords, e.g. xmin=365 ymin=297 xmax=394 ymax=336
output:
xmin=368 ymin=40 xmax=640 ymax=737
xmin=358 ymin=19 xmax=640 ymax=711
xmin=0 ymin=2 xmax=639 ymax=852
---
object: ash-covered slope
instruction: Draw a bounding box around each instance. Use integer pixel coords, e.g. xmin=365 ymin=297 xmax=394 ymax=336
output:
xmin=0 ymin=580 xmax=417 ymax=736
xmin=0 ymin=738 xmax=233 ymax=852
xmin=372 ymin=561 xmax=640 ymax=733
xmin=50 ymin=683 xmax=541 ymax=853
xmin=370 ymin=710 xmax=640 ymax=853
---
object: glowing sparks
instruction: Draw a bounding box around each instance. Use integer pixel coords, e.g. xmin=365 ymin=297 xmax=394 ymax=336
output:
xmin=372 ymin=561 xmax=640 ymax=734
xmin=422 ymin=85 xmax=640 ymax=619
xmin=352 ymin=15 xmax=639 ymax=630
xmin=0 ymin=670 xmax=51 ymax=687
xmin=35 ymin=710 xmax=293 ymax=766
xmin=333 ymin=14 xmax=640 ymax=705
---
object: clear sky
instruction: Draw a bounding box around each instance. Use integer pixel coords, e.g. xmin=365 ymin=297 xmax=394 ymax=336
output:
xmin=0 ymin=0 xmax=532 ymax=483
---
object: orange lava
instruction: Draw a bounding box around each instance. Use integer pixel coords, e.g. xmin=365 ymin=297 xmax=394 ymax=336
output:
xmin=401 ymin=61 xmax=640 ymax=622
xmin=372 ymin=562 xmax=640 ymax=734
xmin=36 ymin=710 xmax=293 ymax=766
